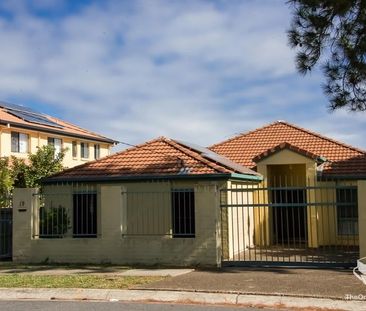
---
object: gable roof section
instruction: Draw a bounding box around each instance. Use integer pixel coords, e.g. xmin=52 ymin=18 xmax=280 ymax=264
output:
xmin=252 ymin=142 xmax=326 ymax=163
xmin=0 ymin=102 xmax=117 ymax=144
xmin=46 ymin=137 xmax=260 ymax=182
xmin=210 ymin=121 xmax=366 ymax=177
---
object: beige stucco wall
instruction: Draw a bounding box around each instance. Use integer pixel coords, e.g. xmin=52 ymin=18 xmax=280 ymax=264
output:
xmin=223 ymin=180 xmax=255 ymax=260
xmin=256 ymin=149 xmax=317 ymax=181
xmin=0 ymin=125 xmax=111 ymax=168
xmin=13 ymin=180 xmax=226 ymax=267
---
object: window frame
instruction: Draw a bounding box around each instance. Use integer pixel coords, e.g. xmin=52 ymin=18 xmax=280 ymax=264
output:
xmin=94 ymin=144 xmax=100 ymax=160
xmin=171 ymin=188 xmax=195 ymax=238
xmin=336 ymin=188 xmax=358 ymax=236
xmin=80 ymin=142 xmax=89 ymax=159
xmin=47 ymin=137 xmax=63 ymax=156
xmin=11 ymin=131 xmax=29 ymax=153
xmin=72 ymin=141 xmax=78 ymax=158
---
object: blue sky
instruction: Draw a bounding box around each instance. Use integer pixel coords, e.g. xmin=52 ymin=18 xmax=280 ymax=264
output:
xmin=0 ymin=0 xmax=365 ymax=150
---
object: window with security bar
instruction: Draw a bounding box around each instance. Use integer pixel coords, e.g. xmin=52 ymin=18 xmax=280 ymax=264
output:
xmin=336 ymin=188 xmax=358 ymax=236
xmin=171 ymin=189 xmax=195 ymax=238
xmin=73 ymin=193 xmax=97 ymax=238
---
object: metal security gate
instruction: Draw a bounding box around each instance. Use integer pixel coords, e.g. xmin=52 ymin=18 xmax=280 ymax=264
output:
xmin=220 ymin=180 xmax=359 ymax=267
xmin=0 ymin=208 xmax=12 ymax=260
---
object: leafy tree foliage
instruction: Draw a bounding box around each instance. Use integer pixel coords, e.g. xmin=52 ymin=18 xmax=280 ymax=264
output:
xmin=287 ymin=0 xmax=366 ymax=111
xmin=11 ymin=157 xmax=28 ymax=188
xmin=24 ymin=145 xmax=65 ymax=188
xmin=39 ymin=205 xmax=70 ymax=238
xmin=0 ymin=158 xmax=12 ymax=207
xmin=0 ymin=145 xmax=65 ymax=197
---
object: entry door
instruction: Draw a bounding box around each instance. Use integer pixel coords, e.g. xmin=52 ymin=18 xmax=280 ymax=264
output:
xmin=272 ymin=189 xmax=307 ymax=245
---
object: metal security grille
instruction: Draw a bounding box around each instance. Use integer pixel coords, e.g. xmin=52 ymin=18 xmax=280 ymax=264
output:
xmin=38 ymin=198 xmax=69 ymax=238
xmin=73 ymin=193 xmax=97 ymax=238
xmin=220 ymin=180 xmax=359 ymax=267
xmin=121 ymin=189 xmax=196 ymax=238
xmin=33 ymin=184 xmax=98 ymax=239
xmin=171 ymin=189 xmax=195 ymax=238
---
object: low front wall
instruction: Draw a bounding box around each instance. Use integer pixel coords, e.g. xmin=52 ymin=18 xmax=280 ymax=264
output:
xmin=12 ymin=181 xmax=223 ymax=267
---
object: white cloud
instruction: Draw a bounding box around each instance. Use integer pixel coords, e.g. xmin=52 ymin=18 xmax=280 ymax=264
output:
xmin=0 ymin=0 xmax=365 ymax=152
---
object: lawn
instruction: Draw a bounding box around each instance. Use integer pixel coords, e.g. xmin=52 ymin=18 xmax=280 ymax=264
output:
xmin=0 ymin=262 xmax=130 ymax=271
xmin=0 ymin=275 xmax=164 ymax=289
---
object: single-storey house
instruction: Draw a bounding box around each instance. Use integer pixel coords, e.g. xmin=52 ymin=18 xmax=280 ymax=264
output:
xmin=12 ymin=137 xmax=261 ymax=267
xmin=11 ymin=121 xmax=366 ymax=267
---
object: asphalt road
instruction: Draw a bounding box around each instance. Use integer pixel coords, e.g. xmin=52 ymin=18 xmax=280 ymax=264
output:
xmin=0 ymin=300 xmax=272 ymax=310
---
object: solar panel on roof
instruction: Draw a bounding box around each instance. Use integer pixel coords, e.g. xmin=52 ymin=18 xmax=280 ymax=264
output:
xmin=175 ymin=140 xmax=258 ymax=175
xmin=0 ymin=101 xmax=64 ymax=129
xmin=0 ymin=102 xmax=38 ymax=114
xmin=7 ymin=110 xmax=63 ymax=129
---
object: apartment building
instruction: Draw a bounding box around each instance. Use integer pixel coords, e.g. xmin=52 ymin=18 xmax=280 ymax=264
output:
xmin=0 ymin=102 xmax=117 ymax=168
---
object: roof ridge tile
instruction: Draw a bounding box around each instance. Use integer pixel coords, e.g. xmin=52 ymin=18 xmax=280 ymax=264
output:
xmin=209 ymin=120 xmax=280 ymax=149
xmin=210 ymin=120 xmax=366 ymax=155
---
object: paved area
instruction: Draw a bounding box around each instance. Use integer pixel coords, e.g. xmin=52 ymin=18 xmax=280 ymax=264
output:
xmin=122 ymin=269 xmax=194 ymax=277
xmin=235 ymin=245 xmax=359 ymax=263
xmin=138 ymin=267 xmax=366 ymax=300
xmin=0 ymin=266 xmax=193 ymax=277
xmin=0 ymin=300 xmax=268 ymax=311
xmin=0 ymin=288 xmax=364 ymax=310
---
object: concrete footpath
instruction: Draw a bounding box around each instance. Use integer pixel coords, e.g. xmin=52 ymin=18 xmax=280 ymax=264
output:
xmin=0 ymin=287 xmax=365 ymax=310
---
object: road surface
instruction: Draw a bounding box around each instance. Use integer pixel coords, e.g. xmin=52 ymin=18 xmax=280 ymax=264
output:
xmin=0 ymin=300 xmax=273 ymax=310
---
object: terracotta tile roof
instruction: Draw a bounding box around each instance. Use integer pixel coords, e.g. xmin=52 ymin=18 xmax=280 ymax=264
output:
xmin=46 ymin=137 xmax=259 ymax=181
xmin=210 ymin=121 xmax=366 ymax=177
xmin=0 ymin=104 xmax=116 ymax=144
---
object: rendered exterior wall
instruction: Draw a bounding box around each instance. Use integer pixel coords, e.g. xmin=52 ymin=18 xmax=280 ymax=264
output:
xmin=12 ymin=180 xmax=225 ymax=267
xmin=0 ymin=125 xmax=111 ymax=168
xmin=224 ymin=181 xmax=255 ymax=260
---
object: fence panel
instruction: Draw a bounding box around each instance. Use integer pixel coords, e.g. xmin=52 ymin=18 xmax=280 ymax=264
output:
xmin=0 ymin=193 xmax=12 ymax=260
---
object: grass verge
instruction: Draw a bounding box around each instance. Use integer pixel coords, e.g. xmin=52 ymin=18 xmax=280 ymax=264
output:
xmin=0 ymin=263 xmax=130 ymax=271
xmin=0 ymin=275 xmax=165 ymax=289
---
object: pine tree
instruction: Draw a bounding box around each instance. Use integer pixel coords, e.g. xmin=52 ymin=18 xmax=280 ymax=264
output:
xmin=287 ymin=0 xmax=366 ymax=111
